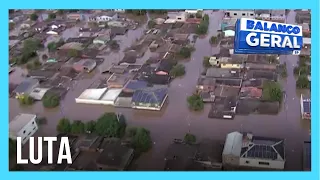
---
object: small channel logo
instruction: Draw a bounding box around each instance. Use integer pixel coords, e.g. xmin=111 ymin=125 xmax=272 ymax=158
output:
xmin=16 ymin=137 xmax=72 ymax=165
xmin=234 ymin=18 xmax=303 ymax=55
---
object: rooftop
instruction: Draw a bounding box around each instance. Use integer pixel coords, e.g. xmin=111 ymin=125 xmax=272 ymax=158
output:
xmin=13 ymin=78 xmax=39 ymax=94
xmin=125 ymin=80 xmax=148 ymax=91
xmin=107 ymin=73 xmax=130 ymax=87
xmin=240 ymin=87 xmax=262 ymax=99
xmin=58 ymin=42 xmax=84 ymax=51
xmin=10 ymin=114 xmax=37 ymax=134
xmin=197 ymin=77 xmax=215 ymax=86
xmin=132 ymin=87 xmax=168 ymax=104
xmin=206 ymin=68 xmax=240 ymax=78
xmin=214 ymin=86 xmax=240 ymax=97
xmin=96 ymin=142 xmax=134 ymax=170
xmin=164 ymin=141 xmax=198 ymax=170
xmin=77 ymin=134 xmax=103 ymax=150
xmin=100 ymin=88 xmax=122 ymax=102
xmin=29 ymin=88 xmax=51 ymax=100
xmin=77 ymin=88 xmax=107 ymax=100
xmin=223 ymin=132 xmax=285 ymax=161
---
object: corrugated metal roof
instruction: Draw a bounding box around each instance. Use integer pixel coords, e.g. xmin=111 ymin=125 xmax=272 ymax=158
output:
xmin=223 ymin=131 xmax=243 ymax=156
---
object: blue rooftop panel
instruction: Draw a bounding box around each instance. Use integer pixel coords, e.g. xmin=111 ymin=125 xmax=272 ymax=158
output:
xmin=125 ymin=80 xmax=148 ymax=90
xmin=132 ymin=88 xmax=168 ymax=104
xmin=303 ymin=101 xmax=311 ymax=113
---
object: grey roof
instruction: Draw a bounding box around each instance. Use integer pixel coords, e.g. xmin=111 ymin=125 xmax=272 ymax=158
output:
xmin=29 ymin=88 xmax=51 ymax=100
xmin=82 ymin=59 xmax=97 ymax=70
xmin=96 ymin=142 xmax=134 ymax=170
xmin=206 ymin=68 xmax=240 ymax=78
xmin=10 ymin=114 xmax=37 ymax=134
xmin=223 ymin=131 xmax=243 ymax=156
xmin=13 ymin=78 xmax=39 ymax=94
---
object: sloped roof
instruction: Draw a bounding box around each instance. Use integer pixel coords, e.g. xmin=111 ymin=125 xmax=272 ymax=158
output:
xmin=240 ymin=133 xmax=285 ymax=161
xmin=223 ymin=131 xmax=243 ymax=156
xmin=132 ymin=88 xmax=168 ymax=104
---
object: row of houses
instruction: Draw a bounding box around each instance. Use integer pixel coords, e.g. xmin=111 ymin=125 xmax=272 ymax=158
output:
xmin=9 ymin=113 xmax=312 ymax=171
xmin=224 ymin=9 xmax=286 ymax=23
xmin=165 ymin=131 xmax=311 ymax=171
xmin=75 ymin=64 xmax=170 ymax=111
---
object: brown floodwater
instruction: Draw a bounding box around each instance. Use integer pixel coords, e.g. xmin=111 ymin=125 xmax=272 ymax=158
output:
xmin=9 ymin=10 xmax=310 ymax=171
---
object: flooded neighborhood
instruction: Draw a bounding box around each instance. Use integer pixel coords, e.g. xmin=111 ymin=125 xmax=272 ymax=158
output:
xmin=9 ymin=9 xmax=311 ymax=171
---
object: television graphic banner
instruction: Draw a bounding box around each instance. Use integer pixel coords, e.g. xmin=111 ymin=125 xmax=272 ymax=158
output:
xmin=234 ymin=18 xmax=303 ymax=55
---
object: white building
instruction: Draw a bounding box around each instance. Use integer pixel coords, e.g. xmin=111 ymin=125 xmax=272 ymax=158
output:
xmin=223 ymin=131 xmax=286 ymax=170
xmin=9 ymin=114 xmax=38 ymax=145
xmin=167 ymin=12 xmax=186 ymax=22
xmin=89 ymin=12 xmax=119 ymax=23
xmin=75 ymin=88 xmax=122 ymax=106
xmin=224 ymin=9 xmax=255 ymax=19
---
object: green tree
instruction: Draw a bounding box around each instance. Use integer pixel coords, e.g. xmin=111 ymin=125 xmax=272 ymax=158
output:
xmin=33 ymin=59 xmax=41 ymax=67
xmin=179 ymin=47 xmax=192 ymax=58
xmin=196 ymin=14 xmax=209 ymax=35
xmin=71 ymin=120 xmax=85 ymax=134
xmin=170 ymin=64 xmax=186 ymax=77
xmin=95 ymin=113 xmax=121 ymax=137
xmin=296 ymin=75 xmax=310 ymax=89
xmin=294 ymin=65 xmax=309 ymax=76
xmin=262 ymin=81 xmax=283 ymax=102
xmin=30 ymin=13 xmax=38 ymax=21
xmin=48 ymin=13 xmax=56 ymax=19
xmin=203 ymin=56 xmax=211 ymax=68
xmin=187 ymin=94 xmax=204 ymax=111
xmin=17 ymin=95 xmax=34 ymax=105
xmin=184 ymin=133 xmax=196 ymax=144
xmin=85 ymin=120 xmax=96 ymax=133
xmin=126 ymin=127 xmax=138 ymax=137
xmin=280 ymin=62 xmax=287 ymax=78
xmin=126 ymin=10 xmax=147 ymax=16
xmin=22 ymin=39 xmax=43 ymax=55
xmin=147 ymin=20 xmax=156 ymax=29
xmin=9 ymin=22 xmax=15 ymax=30
xmin=47 ymin=42 xmax=58 ymax=52
xmin=203 ymin=14 xmax=209 ymax=22
xmin=209 ymin=36 xmax=218 ymax=44
xmin=195 ymin=11 xmax=203 ymax=18
xmin=42 ymin=93 xmax=60 ymax=108
xmin=148 ymin=10 xmax=167 ymax=14
xmin=56 ymin=118 xmax=71 ymax=134
xmin=118 ymin=114 xmax=127 ymax=138
xmin=130 ymin=127 xmax=152 ymax=153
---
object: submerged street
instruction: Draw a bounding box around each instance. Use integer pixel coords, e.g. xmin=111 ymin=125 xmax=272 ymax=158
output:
xmin=9 ymin=10 xmax=310 ymax=170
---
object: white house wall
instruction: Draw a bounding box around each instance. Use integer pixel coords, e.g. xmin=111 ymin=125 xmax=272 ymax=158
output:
xmin=15 ymin=117 xmax=38 ymax=145
xmin=239 ymin=157 xmax=285 ymax=170
xmin=75 ymin=98 xmax=115 ymax=106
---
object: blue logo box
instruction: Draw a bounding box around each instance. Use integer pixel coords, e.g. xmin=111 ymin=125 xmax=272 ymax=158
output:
xmin=234 ymin=18 xmax=303 ymax=55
